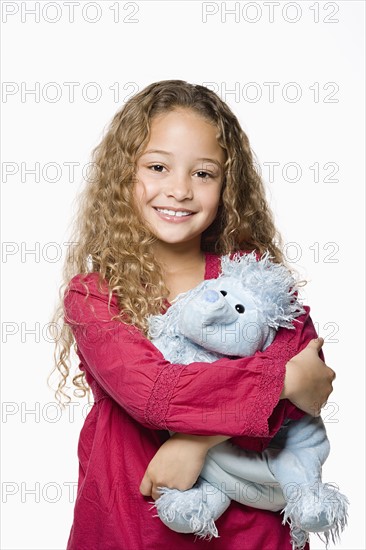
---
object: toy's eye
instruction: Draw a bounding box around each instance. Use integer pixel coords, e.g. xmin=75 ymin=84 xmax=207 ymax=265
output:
xmin=220 ymin=290 xmax=227 ymax=297
xmin=235 ymin=304 xmax=245 ymax=314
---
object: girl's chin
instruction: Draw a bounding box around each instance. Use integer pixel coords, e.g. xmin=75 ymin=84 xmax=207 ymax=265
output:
xmin=152 ymin=233 xmax=202 ymax=247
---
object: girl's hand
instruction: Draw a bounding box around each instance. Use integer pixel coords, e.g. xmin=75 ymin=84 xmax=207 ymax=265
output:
xmin=139 ymin=433 xmax=228 ymax=500
xmin=281 ymin=337 xmax=336 ymax=416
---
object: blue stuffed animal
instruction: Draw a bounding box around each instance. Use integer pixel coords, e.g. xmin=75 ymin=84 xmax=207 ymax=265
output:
xmin=147 ymin=251 xmax=348 ymax=550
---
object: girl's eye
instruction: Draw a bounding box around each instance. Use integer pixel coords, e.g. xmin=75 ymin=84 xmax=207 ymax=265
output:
xmin=235 ymin=304 xmax=245 ymax=314
xmin=220 ymin=290 xmax=227 ymax=297
xmin=196 ymin=171 xmax=212 ymax=179
xmin=149 ymin=164 xmax=165 ymax=172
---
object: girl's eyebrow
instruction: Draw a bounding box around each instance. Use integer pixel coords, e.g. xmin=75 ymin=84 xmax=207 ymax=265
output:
xmin=142 ymin=149 xmax=172 ymax=156
xmin=141 ymin=149 xmax=222 ymax=168
xmin=198 ymin=158 xmax=223 ymax=170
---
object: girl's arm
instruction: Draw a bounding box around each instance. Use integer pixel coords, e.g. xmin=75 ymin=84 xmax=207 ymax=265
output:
xmin=139 ymin=433 xmax=231 ymax=499
xmin=139 ymin=338 xmax=330 ymax=499
xmin=64 ymin=273 xmax=334 ymax=439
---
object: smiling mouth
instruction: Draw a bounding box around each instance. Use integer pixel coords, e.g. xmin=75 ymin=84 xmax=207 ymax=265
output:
xmin=154 ymin=207 xmax=194 ymax=218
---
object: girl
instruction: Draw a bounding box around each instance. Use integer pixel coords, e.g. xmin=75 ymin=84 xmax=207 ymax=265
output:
xmin=51 ymin=79 xmax=335 ymax=550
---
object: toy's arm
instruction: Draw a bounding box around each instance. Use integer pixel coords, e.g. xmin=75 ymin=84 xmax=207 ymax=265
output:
xmin=64 ymin=273 xmax=314 ymax=438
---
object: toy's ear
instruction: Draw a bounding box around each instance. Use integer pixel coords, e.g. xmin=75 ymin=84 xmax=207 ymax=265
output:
xmin=220 ymin=251 xmax=305 ymax=330
xmin=256 ymin=281 xmax=305 ymax=330
xmin=147 ymin=279 xmax=211 ymax=340
xmin=147 ymin=313 xmax=166 ymax=339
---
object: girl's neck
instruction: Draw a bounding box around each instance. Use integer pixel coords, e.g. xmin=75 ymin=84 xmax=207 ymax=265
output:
xmin=152 ymin=240 xmax=207 ymax=302
xmin=152 ymin=240 xmax=204 ymax=275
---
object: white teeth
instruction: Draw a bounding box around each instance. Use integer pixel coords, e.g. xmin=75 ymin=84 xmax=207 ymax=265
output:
xmin=156 ymin=208 xmax=191 ymax=217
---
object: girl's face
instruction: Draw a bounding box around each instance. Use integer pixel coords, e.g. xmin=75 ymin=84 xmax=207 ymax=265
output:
xmin=134 ymin=108 xmax=226 ymax=249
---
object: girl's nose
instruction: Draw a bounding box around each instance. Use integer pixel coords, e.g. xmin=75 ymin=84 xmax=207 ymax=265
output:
xmin=165 ymin=173 xmax=193 ymax=200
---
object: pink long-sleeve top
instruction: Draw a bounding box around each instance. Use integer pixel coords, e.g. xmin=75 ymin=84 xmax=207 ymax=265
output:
xmin=64 ymin=252 xmax=314 ymax=550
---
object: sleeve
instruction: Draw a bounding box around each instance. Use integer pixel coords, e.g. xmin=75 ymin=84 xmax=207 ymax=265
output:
xmin=63 ymin=273 xmax=320 ymax=439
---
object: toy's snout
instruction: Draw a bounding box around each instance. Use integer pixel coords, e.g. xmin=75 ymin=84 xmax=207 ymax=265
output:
xmin=200 ymin=289 xmax=238 ymax=326
xmin=178 ymin=284 xmax=276 ymax=356
xmin=202 ymin=289 xmax=221 ymax=303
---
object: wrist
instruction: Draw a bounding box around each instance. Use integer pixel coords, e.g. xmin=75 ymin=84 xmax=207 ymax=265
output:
xmin=280 ymin=379 xmax=288 ymax=400
xmin=170 ymin=433 xmax=210 ymax=457
xmin=280 ymin=360 xmax=292 ymax=400
xmin=171 ymin=433 xmax=230 ymax=452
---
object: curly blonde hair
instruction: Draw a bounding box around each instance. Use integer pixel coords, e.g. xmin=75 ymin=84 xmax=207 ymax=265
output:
xmin=49 ymin=79 xmax=286 ymax=406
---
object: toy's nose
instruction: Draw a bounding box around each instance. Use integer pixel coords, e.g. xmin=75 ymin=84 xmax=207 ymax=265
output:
xmin=201 ymin=289 xmax=238 ymax=325
xmin=203 ymin=289 xmax=220 ymax=303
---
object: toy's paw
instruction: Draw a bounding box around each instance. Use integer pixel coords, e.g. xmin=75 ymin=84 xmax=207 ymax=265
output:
xmin=283 ymin=483 xmax=349 ymax=548
xmin=287 ymin=526 xmax=309 ymax=550
xmin=300 ymin=508 xmax=334 ymax=532
xmin=152 ymin=481 xmax=229 ymax=540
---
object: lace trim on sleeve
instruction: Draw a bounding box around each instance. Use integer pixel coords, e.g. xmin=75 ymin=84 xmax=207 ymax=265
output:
xmin=144 ymin=363 xmax=184 ymax=429
xmin=250 ymin=332 xmax=299 ymax=436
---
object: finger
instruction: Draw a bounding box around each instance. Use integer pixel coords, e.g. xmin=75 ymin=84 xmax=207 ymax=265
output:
xmin=309 ymin=400 xmax=323 ymax=417
xmin=151 ymin=486 xmax=162 ymax=501
xmin=312 ymin=336 xmax=324 ymax=349
xmin=324 ymin=366 xmax=336 ymax=384
xmin=139 ymin=475 xmax=152 ymax=497
xmin=304 ymin=337 xmax=323 ymax=352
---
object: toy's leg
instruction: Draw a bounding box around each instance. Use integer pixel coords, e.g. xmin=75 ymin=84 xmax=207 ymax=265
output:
xmin=205 ymin=441 xmax=286 ymax=511
xmin=265 ymin=416 xmax=348 ymax=548
xmin=265 ymin=415 xmax=330 ymax=484
xmin=153 ymin=477 xmax=230 ymax=539
xmin=153 ymin=443 xmax=287 ymax=539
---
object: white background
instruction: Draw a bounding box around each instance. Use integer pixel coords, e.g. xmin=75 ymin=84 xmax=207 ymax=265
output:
xmin=1 ymin=1 xmax=365 ymax=548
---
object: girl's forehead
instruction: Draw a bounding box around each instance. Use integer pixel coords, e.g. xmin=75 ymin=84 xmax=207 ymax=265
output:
xmin=145 ymin=109 xmax=226 ymax=161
